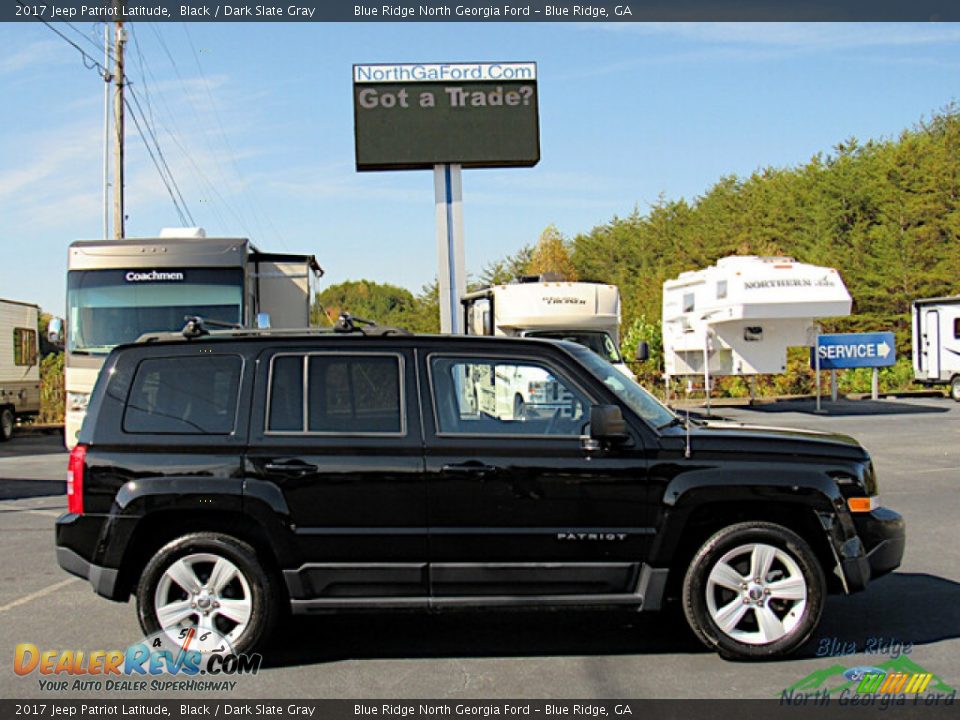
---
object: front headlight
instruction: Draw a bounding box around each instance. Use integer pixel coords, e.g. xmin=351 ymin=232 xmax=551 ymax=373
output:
xmin=67 ymin=392 xmax=90 ymax=412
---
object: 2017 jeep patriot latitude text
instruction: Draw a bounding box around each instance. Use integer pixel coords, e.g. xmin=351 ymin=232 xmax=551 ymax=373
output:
xmin=56 ymin=329 xmax=905 ymax=660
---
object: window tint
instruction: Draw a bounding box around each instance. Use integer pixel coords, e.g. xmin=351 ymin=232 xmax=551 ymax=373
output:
xmin=124 ymin=355 xmax=242 ymax=434
xmin=268 ymin=355 xmax=304 ymax=432
xmin=954 ymin=318 xmax=960 ymax=339
xmin=308 ymin=355 xmax=402 ymax=433
xmin=267 ymin=353 xmax=403 ymax=435
xmin=13 ymin=328 xmax=37 ymax=366
xmin=430 ymin=357 xmax=588 ymax=437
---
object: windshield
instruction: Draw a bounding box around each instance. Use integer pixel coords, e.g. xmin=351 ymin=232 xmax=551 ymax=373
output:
xmin=67 ymin=268 xmax=243 ymax=355
xmin=571 ymin=346 xmax=677 ymax=428
xmin=525 ymin=330 xmax=623 ymax=364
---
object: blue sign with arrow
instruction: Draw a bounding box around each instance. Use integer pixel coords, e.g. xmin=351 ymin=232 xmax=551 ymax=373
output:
xmin=811 ymin=332 xmax=896 ymax=370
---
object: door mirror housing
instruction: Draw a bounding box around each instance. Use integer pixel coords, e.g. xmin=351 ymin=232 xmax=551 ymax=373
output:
xmin=47 ymin=317 xmax=64 ymax=346
xmin=635 ymin=341 xmax=650 ymax=363
xmin=590 ymin=404 xmax=628 ymax=441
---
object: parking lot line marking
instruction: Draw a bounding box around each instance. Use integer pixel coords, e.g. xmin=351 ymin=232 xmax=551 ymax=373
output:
xmin=0 ymin=502 xmax=63 ymax=518
xmin=0 ymin=578 xmax=79 ymax=615
xmin=0 ymin=508 xmax=62 ymax=518
xmin=909 ymin=466 xmax=960 ymax=475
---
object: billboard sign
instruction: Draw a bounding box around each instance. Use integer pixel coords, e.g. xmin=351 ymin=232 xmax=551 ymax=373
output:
xmin=353 ymin=62 xmax=540 ymax=171
xmin=811 ymin=332 xmax=897 ymax=370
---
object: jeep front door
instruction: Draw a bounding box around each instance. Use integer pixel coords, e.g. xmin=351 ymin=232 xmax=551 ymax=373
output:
xmin=421 ymin=352 xmax=653 ymax=599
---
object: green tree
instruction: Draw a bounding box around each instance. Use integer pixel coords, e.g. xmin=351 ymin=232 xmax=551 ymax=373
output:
xmin=526 ymin=225 xmax=578 ymax=280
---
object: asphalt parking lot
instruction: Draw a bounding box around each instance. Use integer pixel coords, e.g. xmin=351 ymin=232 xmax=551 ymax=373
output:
xmin=1 ymin=398 xmax=958 ymax=700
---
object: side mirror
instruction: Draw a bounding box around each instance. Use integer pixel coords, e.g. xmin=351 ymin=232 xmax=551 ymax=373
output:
xmin=590 ymin=404 xmax=628 ymax=441
xmin=47 ymin=317 xmax=64 ymax=345
xmin=635 ymin=341 xmax=650 ymax=363
xmin=256 ymin=312 xmax=272 ymax=329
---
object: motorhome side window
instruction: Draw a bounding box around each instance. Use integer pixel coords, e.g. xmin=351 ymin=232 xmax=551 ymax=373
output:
xmin=267 ymin=354 xmax=403 ymax=434
xmin=430 ymin=356 xmax=587 ymax=436
xmin=716 ymin=281 xmax=727 ymax=299
xmin=955 ymin=318 xmax=960 ymax=339
xmin=123 ymin=355 xmax=242 ymax=434
xmin=682 ymin=293 xmax=695 ymax=313
xmin=13 ymin=328 xmax=37 ymax=366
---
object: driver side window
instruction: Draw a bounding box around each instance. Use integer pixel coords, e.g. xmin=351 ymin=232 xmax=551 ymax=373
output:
xmin=430 ymin=356 xmax=588 ymax=436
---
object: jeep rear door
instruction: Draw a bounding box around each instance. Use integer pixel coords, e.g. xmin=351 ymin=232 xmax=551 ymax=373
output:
xmin=420 ymin=348 xmax=654 ymax=600
xmin=246 ymin=346 xmax=428 ymax=604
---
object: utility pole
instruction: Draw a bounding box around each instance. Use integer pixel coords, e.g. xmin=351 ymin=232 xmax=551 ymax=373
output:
xmin=112 ymin=7 xmax=126 ymax=239
xmin=103 ymin=23 xmax=111 ymax=240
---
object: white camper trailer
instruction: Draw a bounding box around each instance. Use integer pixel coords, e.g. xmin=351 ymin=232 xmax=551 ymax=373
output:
xmin=63 ymin=229 xmax=323 ymax=447
xmin=0 ymin=299 xmax=41 ymax=440
xmin=662 ymin=256 xmax=852 ymax=388
xmin=912 ymin=295 xmax=960 ymax=401
xmin=461 ymin=279 xmax=631 ymax=420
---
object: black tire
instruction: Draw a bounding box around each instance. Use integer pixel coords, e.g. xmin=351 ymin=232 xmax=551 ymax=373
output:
xmin=136 ymin=533 xmax=279 ymax=655
xmin=950 ymin=376 xmax=960 ymax=403
xmin=682 ymin=521 xmax=825 ymax=660
xmin=0 ymin=408 xmax=14 ymax=442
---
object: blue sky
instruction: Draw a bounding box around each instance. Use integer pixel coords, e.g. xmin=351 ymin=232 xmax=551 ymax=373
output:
xmin=2 ymin=21 xmax=959 ymax=314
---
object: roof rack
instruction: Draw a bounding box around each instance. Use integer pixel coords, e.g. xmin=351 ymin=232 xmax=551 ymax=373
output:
xmin=136 ymin=313 xmax=414 ymax=344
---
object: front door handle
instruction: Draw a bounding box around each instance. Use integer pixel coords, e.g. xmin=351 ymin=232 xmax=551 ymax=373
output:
xmin=441 ymin=463 xmax=497 ymax=476
xmin=264 ymin=461 xmax=318 ymax=475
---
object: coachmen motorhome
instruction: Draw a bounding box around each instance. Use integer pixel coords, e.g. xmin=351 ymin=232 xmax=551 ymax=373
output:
xmin=461 ymin=278 xmax=631 ymax=420
xmin=0 ymin=299 xmax=41 ymax=440
xmin=662 ymin=256 xmax=852 ymax=390
xmin=912 ymin=295 xmax=960 ymax=401
xmin=62 ymin=228 xmax=322 ymax=447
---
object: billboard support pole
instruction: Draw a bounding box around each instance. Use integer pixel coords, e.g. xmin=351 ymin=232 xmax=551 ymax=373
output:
xmin=872 ymin=367 xmax=879 ymax=400
xmin=815 ymin=330 xmax=823 ymax=414
xmin=434 ymin=163 xmax=466 ymax=334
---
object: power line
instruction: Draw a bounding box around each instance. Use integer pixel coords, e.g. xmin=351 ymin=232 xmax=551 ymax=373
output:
xmin=125 ymin=94 xmax=190 ymax=226
xmin=149 ymin=24 xmax=260 ymax=238
xmin=18 ymin=5 xmax=110 ymax=81
xmin=26 ymin=11 xmax=196 ymax=228
xmin=127 ymin=25 xmax=155 ymax=130
xmin=127 ymin=85 xmax=195 ymax=225
xmin=181 ymin=22 xmax=286 ymax=249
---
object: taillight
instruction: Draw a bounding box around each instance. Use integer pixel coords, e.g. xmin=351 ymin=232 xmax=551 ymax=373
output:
xmin=67 ymin=444 xmax=86 ymax=515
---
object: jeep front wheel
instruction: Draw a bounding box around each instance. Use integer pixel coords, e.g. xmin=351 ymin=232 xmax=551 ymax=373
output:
xmin=136 ymin=533 xmax=279 ymax=655
xmin=950 ymin=376 xmax=960 ymax=402
xmin=682 ymin=521 xmax=825 ymax=660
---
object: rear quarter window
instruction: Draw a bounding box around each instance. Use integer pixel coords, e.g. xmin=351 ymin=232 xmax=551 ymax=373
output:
xmin=123 ymin=355 xmax=243 ymax=434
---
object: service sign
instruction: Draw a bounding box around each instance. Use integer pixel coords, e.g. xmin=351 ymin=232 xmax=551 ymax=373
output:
xmin=353 ymin=62 xmax=540 ymax=171
xmin=811 ymin=332 xmax=897 ymax=370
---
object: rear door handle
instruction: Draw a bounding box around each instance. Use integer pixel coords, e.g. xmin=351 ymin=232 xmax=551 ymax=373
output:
xmin=441 ymin=463 xmax=497 ymax=476
xmin=264 ymin=461 xmax=318 ymax=475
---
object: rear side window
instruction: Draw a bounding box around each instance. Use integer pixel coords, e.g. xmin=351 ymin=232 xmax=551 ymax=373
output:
xmin=267 ymin=353 xmax=403 ymax=435
xmin=124 ymin=355 xmax=243 ymax=434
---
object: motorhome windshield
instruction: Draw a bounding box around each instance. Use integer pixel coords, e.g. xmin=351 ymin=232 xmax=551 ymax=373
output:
xmin=67 ymin=268 xmax=243 ymax=355
xmin=525 ymin=330 xmax=623 ymax=364
xmin=571 ymin=346 xmax=676 ymax=428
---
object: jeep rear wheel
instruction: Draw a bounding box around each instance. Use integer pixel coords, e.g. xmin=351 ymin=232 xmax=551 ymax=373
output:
xmin=682 ymin=522 xmax=825 ymax=660
xmin=950 ymin=376 xmax=960 ymax=402
xmin=136 ymin=533 xmax=279 ymax=655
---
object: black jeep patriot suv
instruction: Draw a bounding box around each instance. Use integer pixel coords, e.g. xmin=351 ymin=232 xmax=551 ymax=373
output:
xmin=56 ymin=323 xmax=905 ymax=660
